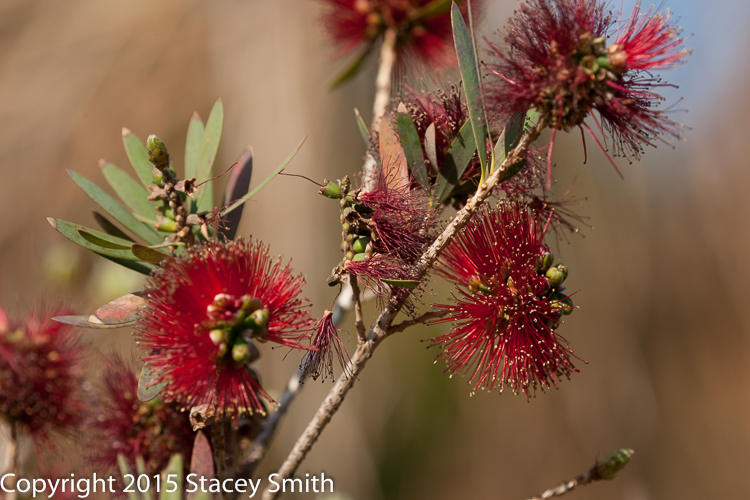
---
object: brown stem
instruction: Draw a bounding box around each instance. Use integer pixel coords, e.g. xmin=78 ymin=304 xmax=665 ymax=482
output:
xmin=212 ymin=419 xmax=226 ymax=498
xmin=261 ymin=121 xmax=546 ymax=500
xmin=526 ymin=470 xmax=592 ymax=500
xmin=349 ymin=276 xmax=367 ymax=344
xmin=3 ymin=421 xmax=18 ymax=500
xmin=388 ymin=310 xmax=447 ymax=335
xmin=371 ymin=28 xmax=397 ymax=130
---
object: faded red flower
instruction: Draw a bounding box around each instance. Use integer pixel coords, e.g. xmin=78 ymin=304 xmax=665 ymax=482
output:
xmin=485 ymin=0 xmax=689 ymax=186
xmin=0 ymin=303 xmax=85 ymax=443
xmin=90 ymin=354 xmax=194 ymax=475
xmin=430 ymin=200 xmax=579 ymax=397
xmin=321 ymin=0 xmax=482 ymax=67
xmin=137 ymin=239 xmax=313 ymax=418
xmin=300 ymin=310 xmax=352 ymax=382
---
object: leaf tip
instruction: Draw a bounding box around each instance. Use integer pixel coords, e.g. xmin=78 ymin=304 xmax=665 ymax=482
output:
xmin=121 ymin=127 xmax=132 ymax=137
xmin=191 ymin=111 xmax=202 ymax=121
xmin=98 ymin=158 xmax=107 ymax=169
xmin=88 ymin=314 xmax=104 ymax=325
xmin=397 ymin=102 xmax=408 ymax=114
xmin=46 ymin=217 xmax=57 ymax=228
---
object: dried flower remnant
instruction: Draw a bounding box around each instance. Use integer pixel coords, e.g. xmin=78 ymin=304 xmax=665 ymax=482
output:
xmin=137 ymin=239 xmax=313 ymax=418
xmin=485 ymin=0 xmax=690 ymax=185
xmin=321 ymin=0 xmax=482 ymax=67
xmin=0 ymin=303 xmax=85 ymax=443
xmin=430 ymin=201 xmax=579 ymax=397
xmin=300 ymin=310 xmax=352 ymax=382
xmin=90 ymin=355 xmax=194 ymax=475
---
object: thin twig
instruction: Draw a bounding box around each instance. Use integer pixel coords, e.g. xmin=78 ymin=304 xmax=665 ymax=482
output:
xmin=388 ymin=310 xmax=448 ymax=335
xmin=349 ymin=276 xmax=367 ymax=344
xmin=261 ymin=121 xmax=546 ymax=500
xmin=371 ymin=28 xmax=397 ymax=130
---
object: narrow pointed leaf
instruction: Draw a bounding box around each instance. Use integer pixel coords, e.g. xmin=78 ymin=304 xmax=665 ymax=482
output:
xmin=435 ymin=120 xmax=476 ymax=203
xmin=355 ymin=108 xmax=371 ymax=148
xmin=379 ymin=111 xmax=409 ymax=187
xmin=138 ymin=360 xmax=167 ymax=402
xmin=396 ymin=103 xmax=429 ymax=188
xmin=90 ymin=292 xmax=146 ymax=325
xmin=48 ymin=218 xmax=144 ymax=261
xmin=78 ymin=229 xmax=132 ymax=250
xmin=118 ymin=455 xmax=141 ymax=500
xmin=53 ymin=315 xmax=135 ymax=329
xmin=100 ymin=161 xmax=156 ymax=219
xmin=223 ymin=136 xmax=307 ymax=216
xmin=67 ymin=170 xmax=162 ymax=245
xmin=382 ymin=279 xmax=421 ymax=289
xmin=195 ymin=99 xmax=224 ymax=212
xmin=221 ymin=147 xmax=253 ymax=241
xmin=452 ymin=2 xmax=489 ymax=180
xmin=132 ymin=244 xmax=168 ymax=264
xmin=135 ymin=457 xmax=154 ymax=500
xmin=92 ymin=211 xmax=134 ymax=241
xmin=122 ymin=128 xmax=155 ymax=189
xmin=190 ymin=431 xmax=215 ymax=479
xmin=424 ymin=123 xmax=438 ymax=174
xmin=161 ymin=455 xmax=184 ymax=500
xmin=329 ymin=41 xmax=376 ymax=89
xmin=185 ymin=112 xmax=205 ymax=180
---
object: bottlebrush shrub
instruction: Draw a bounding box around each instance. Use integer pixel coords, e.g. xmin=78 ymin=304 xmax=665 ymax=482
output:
xmin=0 ymin=303 xmax=85 ymax=445
xmin=44 ymin=0 xmax=688 ymax=495
xmin=89 ymin=354 xmax=194 ymax=475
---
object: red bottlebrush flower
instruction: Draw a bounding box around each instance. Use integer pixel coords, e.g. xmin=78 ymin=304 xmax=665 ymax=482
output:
xmin=136 ymin=239 xmax=313 ymax=418
xmin=485 ymin=0 xmax=689 ymax=185
xmin=430 ymin=201 xmax=579 ymax=397
xmin=0 ymin=303 xmax=85 ymax=443
xmin=321 ymin=0 xmax=483 ymax=67
xmin=300 ymin=310 xmax=352 ymax=382
xmin=90 ymin=355 xmax=194 ymax=475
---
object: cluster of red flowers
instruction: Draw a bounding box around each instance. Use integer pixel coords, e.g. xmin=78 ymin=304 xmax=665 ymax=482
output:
xmin=90 ymin=355 xmax=194 ymax=475
xmin=0 ymin=304 xmax=85 ymax=444
xmin=321 ymin=0 xmax=480 ymax=67
xmin=486 ymin=0 xmax=689 ymax=178
xmin=431 ymin=200 xmax=579 ymax=397
xmin=137 ymin=239 xmax=313 ymax=417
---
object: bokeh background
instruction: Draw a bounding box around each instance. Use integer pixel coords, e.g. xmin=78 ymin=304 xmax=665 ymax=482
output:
xmin=0 ymin=0 xmax=747 ymax=499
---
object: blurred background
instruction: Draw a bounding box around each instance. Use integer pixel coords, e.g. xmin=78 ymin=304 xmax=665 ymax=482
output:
xmin=0 ymin=0 xmax=746 ymax=499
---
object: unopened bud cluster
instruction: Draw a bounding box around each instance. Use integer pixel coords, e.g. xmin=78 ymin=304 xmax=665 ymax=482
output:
xmin=200 ymin=293 xmax=268 ymax=367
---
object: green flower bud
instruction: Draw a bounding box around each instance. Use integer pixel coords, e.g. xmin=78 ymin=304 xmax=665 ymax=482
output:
xmin=342 ymin=222 xmax=350 ymax=233
xmin=216 ymin=342 xmax=228 ymax=358
xmin=352 ymin=236 xmax=370 ymax=254
xmin=347 ymin=233 xmax=357 ymax=243
xmin=538 ymin=251 xmax=554 ymax=272
xmin=546 ymin=266 xmax=566 ymax=287
xmin=319 ymin=181 xmax=342 ymax=199
xmin=556 ymin=264 xmax=569 ymax=278
xmin=345 ymin=251 xmax=354 ymax=261
xmin=152 ymin=166 xmax=164 ymax=185
xmin=155 ymin=217 xmax=178 ymax=232
xmin=241 ymin=295 xmax=263 ymax=313
xmin=232 ymin=341 xmax=251 ymax=364
xmin=340 ymin=198 xmax=348 ymax=208
xmin=146 ymin=134 xmax=170 ymax=169
xmin=594 ymin=449 xmax=634 ymax=480
xmin=352 ymin=252 xmax=367 ymax=262
xmin=208 ymin=329 xmax=228 ymax=346
xmin=251 ymin=308 xmax=269 ymax=329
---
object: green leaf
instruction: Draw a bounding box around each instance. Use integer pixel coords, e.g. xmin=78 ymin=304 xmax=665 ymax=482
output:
xmin=100 ymin=160 xmax=156 ymax=220
xmin=48 ymin=218 xmax=144 ymax=261
xmin=92 ymin=211 xmax=134 ymax=241
xmin=132 ymin=244 xmax=168 ymax=264
xmin=424 ymin=123 xmax=438 ymax=173
xmin=435 ymin=120 xmax=476 ymax=203
xmin=494 ymin=111 xmax=531 ymax=182
xmin=355 ymin=108 xmax=371 ymax=149
xmin=185 ymin=112 xmax=205 ymax=180
xmin=78 ymin=229 xmax=132 ymax=250
xmin=138 ymin=360 xmax=167 ymax=402
xmin=53 ymin=315 xmax=136 ymax=329
xmin=329 ymin=41 xmax=376 ymax=89
xmin=382 ymin=279 xmax=421 ymax=289
xmin=223 ymin=136 xmax=307 ymax=216
xmin=451 ymin=2 xmax=490 ymax=181
xmin=118 ymin=455 xmax=141 ymax=500
xmin=68 ymin=170 xmax=162 ymax=245
xmin=122 ymin=128 xmax=155 ymax=189
xmin=396 ymin=103 xmax=429 ymax=188
xmin=222 ymin=147 xmax=253 ymax=241
xmin=195 ymin=99 xmax=224 ymax=213
xmin=409 ymin=0 xmax=454 ymax=21
xmin=160 ymin=455 xmax=183 ymax=500
xmin=135 ymin=457 xmax=154 ymax=500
